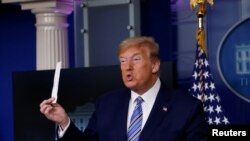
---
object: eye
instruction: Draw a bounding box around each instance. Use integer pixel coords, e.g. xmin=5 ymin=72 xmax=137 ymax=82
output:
xmin=133 ymin=55 xmax=142 ymax=62
xmin=119 ymin=58 xmax=127 ymax=64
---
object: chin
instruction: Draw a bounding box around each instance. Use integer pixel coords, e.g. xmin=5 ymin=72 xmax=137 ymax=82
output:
xmin=124 ymin=82 xmax=136 ymax=89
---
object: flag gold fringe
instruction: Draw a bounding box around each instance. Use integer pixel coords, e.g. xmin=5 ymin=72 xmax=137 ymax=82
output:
xmin=196 ymin=28 xmax=207 ymax=55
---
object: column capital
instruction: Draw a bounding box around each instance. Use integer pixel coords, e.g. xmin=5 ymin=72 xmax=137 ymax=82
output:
xmin=2 ymin=0 xmax=73 ymax=14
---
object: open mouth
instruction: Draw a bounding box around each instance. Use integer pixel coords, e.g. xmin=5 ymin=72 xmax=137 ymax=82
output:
xmin=126 ymin=73 xmax=133 ymax=81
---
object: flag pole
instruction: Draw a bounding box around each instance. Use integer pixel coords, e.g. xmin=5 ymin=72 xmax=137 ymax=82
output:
xmin=190 ymin=0 xmax=214 ymax=55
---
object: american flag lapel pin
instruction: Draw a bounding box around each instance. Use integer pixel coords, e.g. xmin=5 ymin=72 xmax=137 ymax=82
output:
xmin=162 ymin=106 xmax=167 ymax=112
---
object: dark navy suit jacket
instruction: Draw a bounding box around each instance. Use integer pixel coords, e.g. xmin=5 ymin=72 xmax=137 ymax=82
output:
xmin=59 ymin=84 xmax=208 ymax=141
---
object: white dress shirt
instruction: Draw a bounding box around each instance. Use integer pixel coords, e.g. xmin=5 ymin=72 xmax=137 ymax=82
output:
xmin=58 ymin=117 xmax=70 ymax=138
xmin=127 ymin=78 xmax=161 ymax=130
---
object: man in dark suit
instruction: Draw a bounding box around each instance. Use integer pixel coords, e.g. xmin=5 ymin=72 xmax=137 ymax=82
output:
xmin=40 ymin=36 xmax=208 ymax=141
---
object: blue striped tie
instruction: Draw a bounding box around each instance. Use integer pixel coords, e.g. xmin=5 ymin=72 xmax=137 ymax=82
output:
xmin=127 ymin=96 xmax=143 ymax=141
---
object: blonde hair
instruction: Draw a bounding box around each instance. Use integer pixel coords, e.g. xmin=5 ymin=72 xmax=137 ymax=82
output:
xmin=117 ymin=36 xmax=160 ymax=60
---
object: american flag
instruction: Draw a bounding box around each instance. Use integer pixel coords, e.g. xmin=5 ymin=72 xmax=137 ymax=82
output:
xmin=188 ymin=43 xmax=230 ymax=125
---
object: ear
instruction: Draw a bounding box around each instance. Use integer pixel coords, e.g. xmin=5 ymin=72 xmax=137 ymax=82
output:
xmin=152 ymin=60 xmax=160 ymax=73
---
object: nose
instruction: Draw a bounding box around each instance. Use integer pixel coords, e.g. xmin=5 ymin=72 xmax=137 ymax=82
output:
xmin=125 ymin=60 xmax=133 ymax=70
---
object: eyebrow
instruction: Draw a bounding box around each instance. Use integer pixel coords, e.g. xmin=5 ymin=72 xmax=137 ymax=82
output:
xmin=132 ymin=53 xmax=142 ymax=57
xmin=119 ymin=52 xmax=142 ymax=58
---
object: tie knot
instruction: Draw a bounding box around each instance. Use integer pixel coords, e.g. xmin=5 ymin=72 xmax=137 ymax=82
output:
xmin=135 ymin=96 xmax=143 ymax=105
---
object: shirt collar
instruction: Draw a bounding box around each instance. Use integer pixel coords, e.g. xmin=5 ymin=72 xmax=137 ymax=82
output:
xmin=131 ymin=78 xmax=161 ymax=103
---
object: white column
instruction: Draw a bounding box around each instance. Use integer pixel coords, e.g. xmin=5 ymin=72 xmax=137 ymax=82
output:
xmin=32 ymin=8 xmax=71 ymax=70
xmin=1 ymin=0 xmax=73 ymax=70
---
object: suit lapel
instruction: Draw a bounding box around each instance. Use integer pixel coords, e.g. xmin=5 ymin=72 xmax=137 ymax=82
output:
xmin=139 ymin=85 xmax=171 ymax=141
xmin=115 ymin=89 xmax=131 ymax=141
